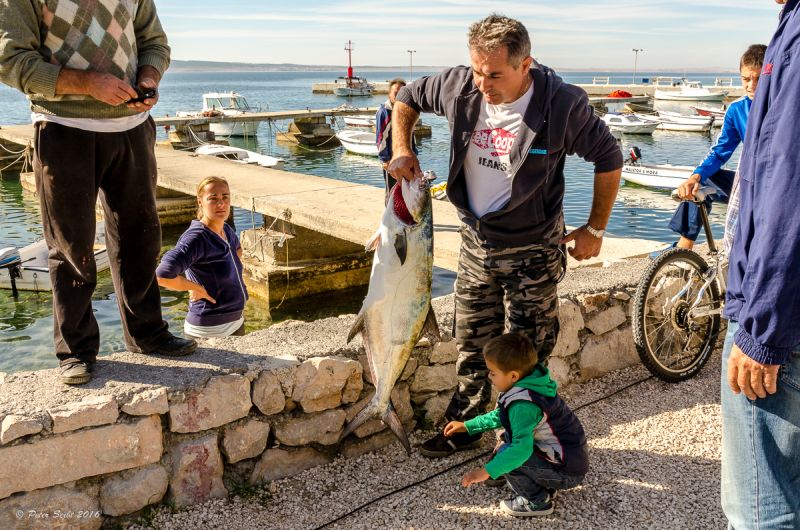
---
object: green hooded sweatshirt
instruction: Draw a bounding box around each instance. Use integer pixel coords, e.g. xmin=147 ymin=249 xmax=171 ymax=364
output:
xmin=464 ymin=364 xmax=557 ymax=479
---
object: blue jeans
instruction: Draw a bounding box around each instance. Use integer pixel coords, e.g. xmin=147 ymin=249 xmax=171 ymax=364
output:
xmin=669 ymin=169 xmax=735 ymax=241
xmin=498 ymin=443 xmax=585 ymax=503
xmin=721 ymin=321 xmax=800 ymax=529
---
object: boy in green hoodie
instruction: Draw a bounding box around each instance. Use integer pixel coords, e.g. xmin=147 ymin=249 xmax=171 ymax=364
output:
xmin=444 ymin=333 xmax=588 ymax=517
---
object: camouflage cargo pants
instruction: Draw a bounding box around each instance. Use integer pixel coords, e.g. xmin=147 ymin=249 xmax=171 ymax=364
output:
xmin=444 ymin=225 xmax=564 ymax=422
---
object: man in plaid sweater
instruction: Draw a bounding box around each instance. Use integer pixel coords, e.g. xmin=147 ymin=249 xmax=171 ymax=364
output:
xmin=0 ymin=0 xmax=197 ymax=384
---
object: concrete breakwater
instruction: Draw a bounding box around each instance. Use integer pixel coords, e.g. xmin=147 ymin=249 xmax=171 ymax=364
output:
xmin=0 ymin=257 xmax=648 ymax=528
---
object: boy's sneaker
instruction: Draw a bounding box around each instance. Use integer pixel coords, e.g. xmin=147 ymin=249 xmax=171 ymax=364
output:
xmin=500 ymin=495 xmax=554 ymax=517
xmin=59 ymin=360 xmax=94 ymax=385
xmin=418 ymin=431 xmax=482 ymax=458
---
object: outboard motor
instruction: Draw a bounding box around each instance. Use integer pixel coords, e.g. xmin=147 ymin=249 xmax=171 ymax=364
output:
xmin=624 ymin=146 xmax=642 ymax=164
xmin=0 ymin=247 xmax=22 ymax=298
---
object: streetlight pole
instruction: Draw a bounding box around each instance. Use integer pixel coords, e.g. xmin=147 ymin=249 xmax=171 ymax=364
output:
xmin=407 ymin=49 xmax=416 ymax=79
xmin=632 ymin=48 xmax=643 ymax=85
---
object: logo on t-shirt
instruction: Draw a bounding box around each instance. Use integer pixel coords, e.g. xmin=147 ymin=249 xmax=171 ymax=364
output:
xmin=471 ymin=128 xmax=516 ymax=157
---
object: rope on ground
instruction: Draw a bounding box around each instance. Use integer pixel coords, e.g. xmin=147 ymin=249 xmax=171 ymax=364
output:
xmin=311 ymin=374 xmax=655 ymax=530
xmin=242 ymin=205 xmax=293 ymax=309
xmin=0 ymin=141 xmax=27 ymax=155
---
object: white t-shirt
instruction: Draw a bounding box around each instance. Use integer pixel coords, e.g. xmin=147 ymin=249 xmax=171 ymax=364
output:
xmin=463 ymin=82 xmax=535 ymax=218
xmin=31 ymin=111 xmax=149 ymax=133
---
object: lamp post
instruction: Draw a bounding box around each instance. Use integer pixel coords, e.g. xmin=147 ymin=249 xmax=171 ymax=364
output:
xmin=632 ymin=48 xmax=643 ymax=84
xmin=407 ymin=49 xmax=416 ymax=79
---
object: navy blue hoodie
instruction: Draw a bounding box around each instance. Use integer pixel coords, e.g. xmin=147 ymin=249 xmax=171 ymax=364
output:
xmin=725 ymin=0 xmax=800 ymax=364
xmin=157 ymin=220 xmax=248 ymax=327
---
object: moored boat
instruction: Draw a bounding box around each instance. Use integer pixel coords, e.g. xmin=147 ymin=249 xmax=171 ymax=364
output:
xmin=177 ymin=92 xmax=261 ymax=138
xmin=334 ymin=41 xmax=375 ymax=97
xmin=336 ymin=129 xmax=378 ymax=156
xmin=622 ymin=161 xmax=695 ymax=189
xmin=601 ymin=113 xmax=659 ymax=134
xmin=635 ymin=113 xmax=712 ymax=133
xmin=195 ymin=144 xmax=284 ymax=169
xmin=690 ymin=104 xmax=726 ymax=119
xmin=343 ymin=115 xmax=376 ymax=128
xmin=654 ymin=80 xmax=728 ymax=102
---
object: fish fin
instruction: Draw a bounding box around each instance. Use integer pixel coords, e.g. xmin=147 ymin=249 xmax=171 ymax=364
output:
xmin=365 ymin=230 xmax=381 ymax=252
xmin=393 ymin=230 xmax=407 ymax=265
xmin=340 ymin=402 xmax=375 ymax=443
xmin=383 ymin=403 xmax=412 ymax=454
xmin=419 ymin=304 xmax=441 ymax=343
xmin=347 ymin=312 xmax=365 ymax=344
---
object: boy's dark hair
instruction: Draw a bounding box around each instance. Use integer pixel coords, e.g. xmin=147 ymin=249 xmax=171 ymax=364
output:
xmin=740 ymin=44 xmax=767 ymax=71
xmin=483 ymin=333 xmax=538 ymax=374
xmin=388 ymin=78 xmax=407 ymax=90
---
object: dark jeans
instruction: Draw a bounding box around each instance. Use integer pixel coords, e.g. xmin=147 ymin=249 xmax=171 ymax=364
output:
xmin=504 ymin=448 xmax=586 ymax=503
xmin=33 ymin=118 xmax=169 ymax=365
xmin=668 ymin=169 xmax=735 ymax=241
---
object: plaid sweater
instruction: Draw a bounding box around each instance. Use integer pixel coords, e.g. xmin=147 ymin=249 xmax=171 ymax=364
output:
xmin=0 ymin=0 xmax=170 ymax=118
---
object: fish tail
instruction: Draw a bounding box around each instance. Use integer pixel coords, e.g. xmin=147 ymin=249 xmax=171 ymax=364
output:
xmin=340 ymin=402 xmax=376 ymax=444
xmin=383 ymin=403 xmax=411 ymax=455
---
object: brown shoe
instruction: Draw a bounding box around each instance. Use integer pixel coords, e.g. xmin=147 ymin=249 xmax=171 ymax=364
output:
xmin=59 ymin=360 xmax=93 ymax=385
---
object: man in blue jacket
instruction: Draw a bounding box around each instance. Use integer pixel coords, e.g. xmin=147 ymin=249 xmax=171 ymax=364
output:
xmin=670 ymin=45 xmax=766 ymax=251
xmin=721 ymin=0 xmax=800 ymax=526
xmin=388 ymin=14 xmax=622 ymax=457
xmin=376 ymin=78 xmax=416 ymax=204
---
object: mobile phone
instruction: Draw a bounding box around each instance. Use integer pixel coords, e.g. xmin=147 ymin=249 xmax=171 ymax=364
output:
xmin=127 ymin=87 xmax=157 ymax=104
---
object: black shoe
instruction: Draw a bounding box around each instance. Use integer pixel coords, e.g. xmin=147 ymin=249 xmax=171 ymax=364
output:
xmin=59 ymin=360 xmax=94 ymax=385
xmin=485 ymin=476 xmax=507 ymax=487
xmin=143 ymin=335 xmax=197 ymax=357
xmin=419 ymin=431 xmax=482 ymax=458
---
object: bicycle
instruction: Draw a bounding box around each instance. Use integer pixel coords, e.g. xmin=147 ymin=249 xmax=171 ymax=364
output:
xmin=632 ymin=186 xmax=727 ymax=382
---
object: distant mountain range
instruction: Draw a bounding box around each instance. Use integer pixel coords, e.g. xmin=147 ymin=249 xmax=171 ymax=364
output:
xmin=169 ymin=59 xmax=737 ymax=74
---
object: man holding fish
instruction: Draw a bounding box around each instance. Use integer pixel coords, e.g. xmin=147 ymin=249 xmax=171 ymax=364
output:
xmin=388 ymin=14 xmax=622 ymax=456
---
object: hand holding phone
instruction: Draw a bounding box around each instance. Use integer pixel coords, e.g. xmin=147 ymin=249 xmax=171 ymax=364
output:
xmin=127 ymin=87 xmax=157 ymax=104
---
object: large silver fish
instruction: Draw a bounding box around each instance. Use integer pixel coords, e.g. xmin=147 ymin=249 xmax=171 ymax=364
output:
xmin=342 ymin=171 xmax=440 ymax=453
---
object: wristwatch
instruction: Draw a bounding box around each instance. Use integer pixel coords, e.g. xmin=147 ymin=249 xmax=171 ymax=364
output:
xmin=584 ymin=224 xmax=605 ymax=239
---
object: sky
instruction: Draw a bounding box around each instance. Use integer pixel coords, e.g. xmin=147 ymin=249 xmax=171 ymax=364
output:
xmin=156 ymin=0 xmax=784 ymax=71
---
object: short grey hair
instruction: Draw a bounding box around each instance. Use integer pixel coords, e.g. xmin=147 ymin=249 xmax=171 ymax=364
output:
xmin=468 ymin=14 xmax=531 ymax=67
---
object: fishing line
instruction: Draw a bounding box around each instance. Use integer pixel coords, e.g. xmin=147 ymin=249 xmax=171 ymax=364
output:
xmin=311 ymin=374 xmax=654 ymax=530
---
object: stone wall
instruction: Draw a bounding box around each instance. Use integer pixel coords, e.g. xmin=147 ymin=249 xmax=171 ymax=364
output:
xmin=0 ymin=259 xmax=648 ymax=528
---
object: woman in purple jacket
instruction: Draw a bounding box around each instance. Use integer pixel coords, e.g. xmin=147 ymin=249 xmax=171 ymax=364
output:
xmin=157 ymin=176 xmax=248 ymax=338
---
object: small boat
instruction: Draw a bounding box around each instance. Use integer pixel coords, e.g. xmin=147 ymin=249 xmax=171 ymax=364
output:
xmin=654 ymin=80 xmax=728 ymax=102
xmin=334 ymin=41 xmax=375 ymax=97
xmin=0 ymin=224 xmax=109 ymax=292
xmin=195 ymin=144 xmax=284 ymax=169
xmin=177 ymin=92 xmax=260 ymax=138
xmin=635 ymin=113 xmax=712 ymax=133
xmin=625 ymin=102 xmax=655 ymax=113
xmin=336 ymin=129 xmax=378 ymax=156
xmin=690 ymin=104 xmax=726 ymax=119
xmin=622 ymin=162 xmax=695 ymax=189
xmin=601 ymin=113 xmax=659 ymax=135
xmin=657 ymin=110 xmax=714 ymax=124
xmin=343 ymin=115 xmax=376 ymax=128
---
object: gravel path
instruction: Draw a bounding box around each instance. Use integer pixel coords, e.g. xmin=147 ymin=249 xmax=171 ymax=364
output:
xmin=132 ymin=354 xmax=724 ymax=530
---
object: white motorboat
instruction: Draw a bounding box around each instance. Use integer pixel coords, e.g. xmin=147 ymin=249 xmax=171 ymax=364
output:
xmin=691 ymin=104 xmax=726 ymax=119
xmin=601 ymin=113 xmax=659 ymax=134
xmin=333 ymin=41 xmax=375 ymax=97
xmin=336 ymin=129 xmax=378 ymax=156
xmin=195 ymin=144 xmax=284 ymax=169
xmin=343 ymin=115 xmax=376 ymax=128
xmin=658 ymin=110 xmax=719 ymax=129
xmin=635 ymin=113 xmax=712 ymax=133
xmin=654 ymin=80 xmax=728 ymax=102
xmin=177 ymin=92 xmax=260 ymax=138
xmin=0 ymin=224 xmax=109 ymax=292
xmin=622 ymin=161 xmax=695 ymax=189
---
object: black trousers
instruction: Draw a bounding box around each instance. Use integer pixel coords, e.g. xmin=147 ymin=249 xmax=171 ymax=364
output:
xmin=33 ymin=118 xmax=169 ymax=365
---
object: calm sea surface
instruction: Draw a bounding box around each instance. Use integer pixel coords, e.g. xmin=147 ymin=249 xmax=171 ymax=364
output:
xmin=0 ymin=70 xmax=739 ymax=373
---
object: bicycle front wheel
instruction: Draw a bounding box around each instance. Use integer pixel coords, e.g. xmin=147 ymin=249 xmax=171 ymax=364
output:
xmin=633 ymin=248 xmax=721 ymax=382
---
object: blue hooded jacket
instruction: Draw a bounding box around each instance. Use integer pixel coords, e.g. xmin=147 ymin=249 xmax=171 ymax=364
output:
xmin=725 ymin=0 xmax=800 ymax=365
xmin=693 ymin=96 xmax=751 ymax=183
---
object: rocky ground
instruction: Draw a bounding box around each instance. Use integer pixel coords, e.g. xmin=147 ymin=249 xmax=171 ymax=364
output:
xmin=128 ymin=350 xmax=724 ymax=530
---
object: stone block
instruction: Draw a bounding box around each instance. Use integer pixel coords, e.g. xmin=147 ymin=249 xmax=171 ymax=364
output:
xmin=579 ymin=327 xmax=639 ymax=380
xmin=49 ymin=395 xmax=118 ymax=434
xmin=429 ymin=340 xmax=459 ymax=364
xmin=551 ymin=299 xmax=584 ymax=358
xmin=0 ymin=416 xmax=162 ymax=499
xmin=120 ymin=387 xmax=169 ymax=416
xmin=222 ymin=420 xmax=270 ymax=463
xmin=547 ymin=357 xmax=571 ymax=386
xmin=410 ymin=364 xmax=457 ymax=394
xmin=423 ymin=392 xmax=452 ymax=427
xmin=169 ymin=434 xmax=227 ymax=509
xmin=252 ymin=372 xmax=286 ymax=416
xmin=576 ymin=292 xmax=610 ymax=313
xmin=1 ymin=415 xmax=43 ymax=445
xmin=291 ymin=357 xmax=363 ymax=413
xmin=342 ymin=430 xmax=397 ymax=459
xmin=169 ymin=374 xmax=251 ymax=433
xmin=585 ymin=305 xmax=627 ymax=335
xmin=0 ymin=485 xmax=101 ymax=529
xmin=100 ymin=464 xmax=168 ymax=516
xmin=250 ymin=448 xmax=333 ymax=484
xmin=612 ymin=290 xmax=631 ymax=301
xmin=274 ymin=409 xmax=346 ymax=446
xmin=399 ymin=357 xmax=418 ymax=381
